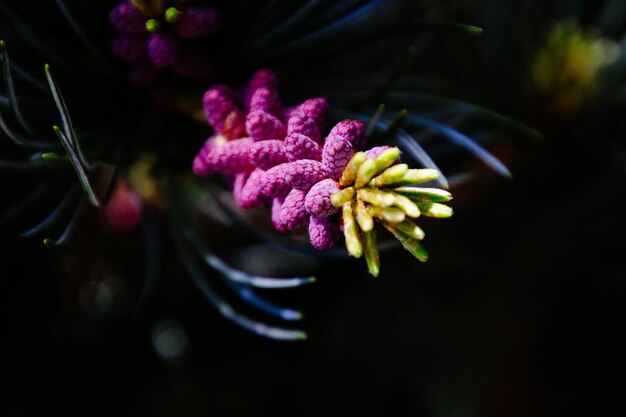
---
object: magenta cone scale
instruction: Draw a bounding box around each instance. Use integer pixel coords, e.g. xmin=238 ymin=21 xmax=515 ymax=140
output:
xmin=287 ymin=112 xmax=321 ymax=144
xmin=309 ymin=215 xmax=341 ymax=250
xmin=233 ymin=172 xmax=250 ymax=207
xmin=245 ymin=110 xmax=286 ymax=142
xmin=200 ymin=138 xmax=255 ymax=174
xmin=243 ymin=69 xmax=278 ymax=110
xmin=202 ymin=86 xmax=246 ymax=139
xmin=283 ymin=160 xmax=328 ymax=191
xmin=271 ymin=197 xmax=286 ymax=232
xmin=258 ymin=164 xmax=292 ymax=200
xmin=249 ymin=87 xmax=284 ymax=121
xmin=292 ymin=97 xmax=329 ymax=131
xmin=284 ymin=133 xmax=322 ymax=162
xmin=239 ymin=168 xmax=270 ymax=208
xmin=322 ymin=135 xmax=354 ymax=180
xmin=305 ymin=179 xmax=340 ymax=217
xmin=248 ymin=140 xmax=288 ymax=170
xmin=277 ymin=189 xmax=309 ymax=232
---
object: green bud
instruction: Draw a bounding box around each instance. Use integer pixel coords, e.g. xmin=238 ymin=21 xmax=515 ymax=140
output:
xmin=362 ymin=229 xmax=380 ymax=277
xmin=355 ymin=200 xmax=374 ymax=232
xmin=391 ymin=193 xmax=420 ymax=218
xmin=418 ymin=202 xmax=453 ymax=218
xmin=357 ymin=189 xmax=395 ymax=207
xmin=393 ymin=187 xmax=453 ymax=202
xmin=396 ymin=219 xmax=425 ymax=240
xmin=355 ymin=147 xmax=401 ymax=188
xmin=355 ymin=159 xmax=377 ymax=188
xmin=381 ymin=222 xmax=429 ymax=262
xmin=340 ymin=152 xmax=367 ymax=187
xmin=370 ymin=164 xmax=409 ymax=188
xmin=331 ymin=187 xmax=355 ymax=207
xmin=165 ymin=7 xmax=180 ymax=23
xmin=342 ymin=202 xmax=362 ymax=258
xmin=145 ymin=19 xmax=160 ymax=32
xmin=366 ymin=205 xmax=406 ymax=224
xmin=389 ymin=169 xmax=440 ymax=186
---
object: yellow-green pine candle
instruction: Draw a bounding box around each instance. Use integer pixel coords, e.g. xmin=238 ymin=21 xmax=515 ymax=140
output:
xmin=342 ymin=202 xmax=362 ymax=258
xmin=331 ymin=187 xmax=355 ymax=207
xmin=340 ymin=152 xmax=367 ymax=187
xmin=354 ymin=200 xmax=374 ymax=232
xmin=362 ymin=229 xmax=380 ymax=277
xmin=370 ymin=164 xmax=408 ymax=188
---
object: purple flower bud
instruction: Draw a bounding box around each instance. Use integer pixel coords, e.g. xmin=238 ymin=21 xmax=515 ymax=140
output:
xmin=109 ymin=2 xmax=146 ymax=34
xmin=111 ymin=35 xmax=146 ymax=61
xmin=174 ymin=6 xmax=220 ymax=39
xmin=305 ymin=178 xmax=340 ymax=217
xmin=171 ymin=47 xmax=212 ymax=79
xmin=129 ymin=60 xmax=159 ymax=86
xmin=203 ymin=86 xmax=247 ymax=139
xmin=201 ymin=138 xmax=255 ymax=174
xmin=284 ymin=133 xmax=322 ymax=162
xmin=249 ymin=87 xmax=284 ymax=121
xmin=240 ymin=168 xmax=270 ymax=208
xmin=309 ymin=215 xmax=341 ymax=250
xmin=258 ymin=164 xmax=292 ymax=200
xmin=322 ymin=130 xmax=354 ymax=180
xmin=248 ymin=140 xmax=288 ymax=170
xmin=245 ymin=110 xmax=286 ymax=142
xmin=287 ymin=111 xmax=321 ymax=144
xmin=283 ymin=160 xmax=327 ymax=191
xmin=243 ymin=68 xmax=278 ymax=110
xmin=147 ymin=32 xmax=178 ymax=68
xmin=277 ymin=189 xmax=308 ymax=232
xmin=293 ymin=97 xmax=329 ymax=131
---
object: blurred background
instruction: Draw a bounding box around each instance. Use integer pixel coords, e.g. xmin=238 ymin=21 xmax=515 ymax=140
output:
xmin=1 ymin=0 xmax=626 ymax=415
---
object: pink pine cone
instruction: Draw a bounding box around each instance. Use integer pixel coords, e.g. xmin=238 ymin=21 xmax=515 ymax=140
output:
xmin=305 ymin=179 xmax=340 ymax=217
xmin=276 ymin=189 xmax=309 ymax=232
xmin=245 ymin=110 xmax=286 ymax=142
xmin=309 ymin=215 xmax=341 ymax=250
xmin=203 ymin=86 xmax=246 ymax=139
xmin=287 ymin=112 xmax=321 ymax=144
xmin=109 ymin=2 xmax=146 ymax=34
xmin=247 ymin=140 xmax=288 ymax=170
xmin=322 ymin=131 xmax=354 ymax=180
xmin=284 ymin=133 xmax=322 ymax=162
xmin=197 ymin=138 xmax=254 ymax=175
xmin=292 ymin=97 xmax=329 ymax=131
xmin=249 ymin=87 xmax=284 ymax=121
xmin=283 ymin=160 xmax=327 ymax=192
xmin=327 ymin=120 xmax=365 ymax=150
xmin=243 ymin=69 xmax=278 ymax=110
xmin=258 ymin=164 xmax=292 ymax=200
xmin=174 ymin=6 xmax=220 ymax=39
xmin=147 ymin=33 xmax=178 ymax=68
xmin=239 ymin=168 xmax=270 ymax=208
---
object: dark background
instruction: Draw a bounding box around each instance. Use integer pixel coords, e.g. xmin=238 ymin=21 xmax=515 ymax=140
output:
xmin=2 ymin=1 xmax=626 ymax=416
